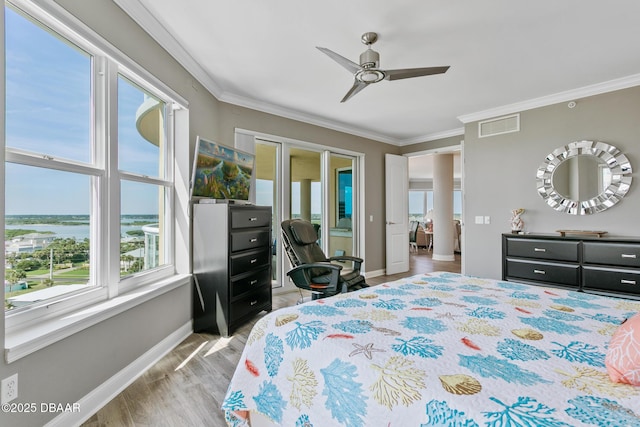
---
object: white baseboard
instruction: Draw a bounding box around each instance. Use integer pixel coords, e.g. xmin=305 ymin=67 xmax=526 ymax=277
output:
xmin=45 ymin=321 xmax=193 ymax=427
xmin=364 ymin=269 xmax=385 ymax=278
xmin=433 ymin=254 xmax=455 ymax=261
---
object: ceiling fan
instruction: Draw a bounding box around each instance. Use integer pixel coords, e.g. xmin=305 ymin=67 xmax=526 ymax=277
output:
xmin=317 ymin=32 xmax=450 ymax=103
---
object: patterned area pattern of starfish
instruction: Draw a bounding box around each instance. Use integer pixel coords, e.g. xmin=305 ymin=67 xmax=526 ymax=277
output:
xmin=349 ymin=342 xmax=385 ymax=359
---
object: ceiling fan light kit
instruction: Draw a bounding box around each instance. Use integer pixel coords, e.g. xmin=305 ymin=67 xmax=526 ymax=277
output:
xmin=317 ymin=32 xmax=450 ymax=102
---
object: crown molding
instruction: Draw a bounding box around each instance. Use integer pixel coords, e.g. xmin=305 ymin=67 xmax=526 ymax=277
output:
xmin=114 ymin=1 xmax=640 ymax=147
xmin=113 ymin=0 xmax=466 ymax=146
xmin=113 ymin=0 xmax=223 ymax=98
xmin=457 ymin=73 xmax=640 ymax=124
xmin=114 ymin=0 xmax=406 ymax=145
xmin=218 ymin=92 xmax=401 ymax=145
xmin=397 ymin=128 xmax=464 ymax=146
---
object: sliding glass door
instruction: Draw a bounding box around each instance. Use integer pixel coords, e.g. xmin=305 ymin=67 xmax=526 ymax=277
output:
xmin=289 ymin=147 xmax=322 ymax=231
xmin=255 ymin=142 xmax=279 ymax=285
xmin=329 ymin=154 xmax=355 ymax=268
xmin=253 ymin=136 xmax=360 ymax=290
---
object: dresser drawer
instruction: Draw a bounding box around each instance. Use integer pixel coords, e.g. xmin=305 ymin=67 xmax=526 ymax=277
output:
xmin=231 ymin=208 xmax=271 ymax=229
xmin=583 ymin=242 xmax=640 ymax=268
xmin=506 ymin=238 xmax=579 ymax=262
xmin=230 ymin=268 xmax=271 ymax=298
xmin=583 ymin=266 xmax=640 ymax=296
xmin=506 ymin=258 xmax=579 ymax=286
xmin=230 ymin=248 xmax=271 ymax=276
xmin=230 ymin=229 xmax=270 ymax=252
xmin=230 ymin=286 xmax=271 ymax=323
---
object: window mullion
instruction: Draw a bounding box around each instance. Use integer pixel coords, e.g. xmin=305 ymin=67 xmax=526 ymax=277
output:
xmin=164 ymin=105 xmax=175 ymax=268
xmin=104 ymin=58 xmax=121 ymax=298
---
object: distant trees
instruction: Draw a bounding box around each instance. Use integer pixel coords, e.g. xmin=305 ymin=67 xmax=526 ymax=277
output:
xmin=15 ymin=259 xmax=42 ymax=271
xmin=6 ymin=269 xmax=27 ymax=292
xmin=32 ymin=238 xmax=89 ymax=265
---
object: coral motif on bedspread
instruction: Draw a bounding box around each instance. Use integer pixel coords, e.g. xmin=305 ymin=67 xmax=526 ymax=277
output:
xmin=222 ymin=272 xmax=640 ymax=427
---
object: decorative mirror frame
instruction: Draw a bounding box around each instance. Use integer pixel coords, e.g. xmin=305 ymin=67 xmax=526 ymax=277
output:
xmin=536 ymin=140 xmax=633 ymax=215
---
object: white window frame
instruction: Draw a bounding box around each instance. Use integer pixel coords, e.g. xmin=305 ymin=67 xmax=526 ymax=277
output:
xmin=3 ymin=0 xmax=189 ymax=351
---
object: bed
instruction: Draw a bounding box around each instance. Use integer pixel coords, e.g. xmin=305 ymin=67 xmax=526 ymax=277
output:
xmin=222 ymin=272 xmax=640 ymax=426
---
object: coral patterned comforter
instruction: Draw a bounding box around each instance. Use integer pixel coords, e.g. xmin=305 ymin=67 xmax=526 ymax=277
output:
xmin=222 ymin=272 xmax=640 ymax=426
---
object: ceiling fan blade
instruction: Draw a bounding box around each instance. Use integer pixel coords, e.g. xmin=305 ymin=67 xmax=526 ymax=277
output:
xmin=384 ymin=66 xmax=450 ymax=81
xmin=316 ymin=47 xmax=361 ymax=74
xmin=340 ymin=80 xmax=368 ymax=103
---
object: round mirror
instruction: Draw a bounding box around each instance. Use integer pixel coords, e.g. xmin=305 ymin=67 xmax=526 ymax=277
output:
xmin=551 ymin=154 xmax=610 ymax=200
xmin=536 ymin=140 xmax=632 ymax=215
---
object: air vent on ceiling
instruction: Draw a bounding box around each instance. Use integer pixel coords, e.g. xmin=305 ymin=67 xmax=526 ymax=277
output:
xmin=478 ymin=114 xmax=520 ymax=138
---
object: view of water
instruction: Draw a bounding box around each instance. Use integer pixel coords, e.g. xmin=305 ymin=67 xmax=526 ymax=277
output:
xmin=5 ymin=215 xmax=158 ymax=242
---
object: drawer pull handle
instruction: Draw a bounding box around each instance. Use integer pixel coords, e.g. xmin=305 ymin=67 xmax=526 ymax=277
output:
xmin=250 ymin=300 xmax=258 ymax=306
xmin=621 ymin=279 xmax=637 ymax=285
xmin=533 ymin=269 xmax=546 ymax=275
xmin=534 ymin=248 xmax=546 ymax=252
xmin=250 ymin=259 xmax=257 ymax=264
xmin=250 ymin=238 xmax=258 ymax=243
xmin=249 ymin=217 xmax=258 ymax=221
xmin=621 ymin=254 xmax=637 ymax=259
xmin=250 ymin=280 xmax=258 ymax=285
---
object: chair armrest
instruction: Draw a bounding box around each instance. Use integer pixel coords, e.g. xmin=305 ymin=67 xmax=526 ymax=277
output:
xmin=286 ymin=263 xmax=342 ymax=294
xmin=328 ymin=255 xmax=363 ymax=270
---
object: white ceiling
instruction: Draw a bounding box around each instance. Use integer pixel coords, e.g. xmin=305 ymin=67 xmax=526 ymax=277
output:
xmin=116 ymin=0 xmax=640 ymax=146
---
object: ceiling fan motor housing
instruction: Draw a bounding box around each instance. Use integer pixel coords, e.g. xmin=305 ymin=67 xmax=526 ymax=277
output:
xmin=357 ymin=48 xmax=385 ymax=83
xmin=360 ymin=48 xmax=380 ymax=68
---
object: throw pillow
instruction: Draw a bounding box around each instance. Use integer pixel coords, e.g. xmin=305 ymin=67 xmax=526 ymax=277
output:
xmin=605 ymin=312 xmax=640 ymax=385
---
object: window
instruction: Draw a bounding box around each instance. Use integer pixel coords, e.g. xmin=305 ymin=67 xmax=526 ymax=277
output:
xmin=409 ymin=191 xmax=426 ymax=221
xmin=118 ymin=76 xmax=170 ymax=279
xmin=409 ymin=190 xmax=461 ymax=221
xmin=4 ymin=2 xmax=182 ymax=319
xmin=336 ymin=168 xmax=352 ymax=222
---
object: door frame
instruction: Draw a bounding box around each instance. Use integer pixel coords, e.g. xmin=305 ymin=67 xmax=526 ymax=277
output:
xmin=236 ymin=128 xmax=365 ymax=293
xmin=403 ymin=142 xmax=464 ymax=273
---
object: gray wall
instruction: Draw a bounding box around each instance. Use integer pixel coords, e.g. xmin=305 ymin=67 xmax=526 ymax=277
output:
xmin=462 ymin=87 xmax=640 ymax=279
xmin=0 ymin=1 xmax=398 ymax=425
xmin=401 ymin=89 xmax=639 ymax=280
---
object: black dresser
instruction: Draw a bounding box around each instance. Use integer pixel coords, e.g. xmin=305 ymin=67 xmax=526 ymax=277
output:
xmin=502 ymin=233 xmax=640 ymax=299
xmin=193 ymin=203 xmax=272 ymax=336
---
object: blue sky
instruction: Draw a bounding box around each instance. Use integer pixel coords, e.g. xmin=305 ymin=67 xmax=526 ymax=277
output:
xmin=5 ymin=7 xmax=160 ymax=215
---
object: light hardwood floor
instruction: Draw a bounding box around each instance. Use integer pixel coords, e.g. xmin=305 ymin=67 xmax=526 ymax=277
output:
xmin=81 ymin=251 xmax=460 ymax=427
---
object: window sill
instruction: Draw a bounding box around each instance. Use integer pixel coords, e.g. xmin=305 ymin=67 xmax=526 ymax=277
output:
xmin=4 ymin=274 xmax=191 ymax=363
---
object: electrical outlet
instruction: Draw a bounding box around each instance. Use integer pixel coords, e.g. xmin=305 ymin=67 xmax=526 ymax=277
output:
xmin=1 ymin=373 xmax=18 ymax=404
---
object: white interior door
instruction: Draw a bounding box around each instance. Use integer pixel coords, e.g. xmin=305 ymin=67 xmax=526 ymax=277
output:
xmin=385 ymin=154 xmax=409 ymax=275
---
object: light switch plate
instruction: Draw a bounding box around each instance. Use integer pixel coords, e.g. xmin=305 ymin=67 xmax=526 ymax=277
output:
xmin=475 ymin=216 xmax=484 ymax=224
xmin=484 ymin=216 xmax=491 ymax=224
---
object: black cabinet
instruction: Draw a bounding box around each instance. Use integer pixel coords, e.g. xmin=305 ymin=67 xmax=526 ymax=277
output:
xmin=193 ymin=203 xmax=272 ymax=336
xmin=503 ymin=235 xmax=580 ymax=289
xmin=502 ymin=233 xmax=640 ymax=299
xmin=582 ymin=241 xmax=640 ymax=297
